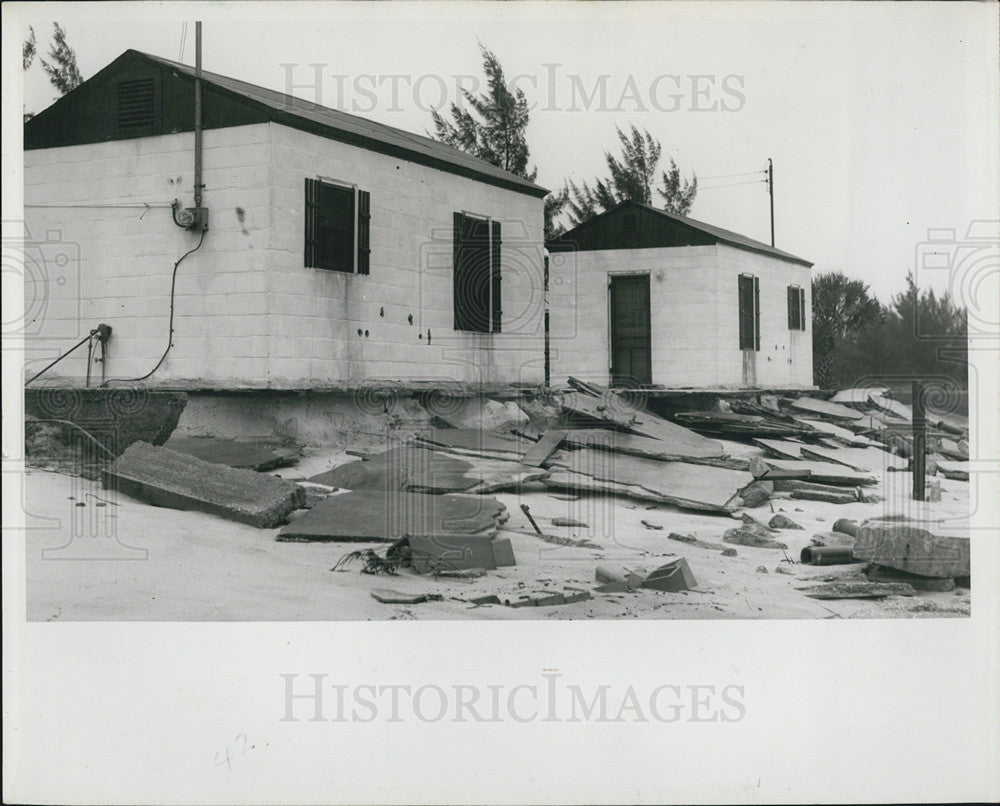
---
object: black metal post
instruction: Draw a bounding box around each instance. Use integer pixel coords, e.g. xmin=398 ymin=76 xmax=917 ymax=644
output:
xmin=912 ymin=380 xmax=926 ymax=501
xmin=767 ymin=158 xmax=774 ymax=247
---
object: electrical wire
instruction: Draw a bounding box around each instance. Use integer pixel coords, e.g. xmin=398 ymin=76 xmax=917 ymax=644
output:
xmin=699 ymin=178 xmax=769 ymax=191
xmin=102 ymin=230 xmax=206 ymax=387
xmin=698 ymin=170 xmax=767 ymax=181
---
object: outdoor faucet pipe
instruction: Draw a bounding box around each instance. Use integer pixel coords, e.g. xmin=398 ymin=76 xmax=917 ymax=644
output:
xmin=25 ymin=324 xmax=113 ymax=386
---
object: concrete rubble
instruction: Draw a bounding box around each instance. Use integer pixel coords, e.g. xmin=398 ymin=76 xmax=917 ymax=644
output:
xmin=26 ymin=383 xmax=973 ymax=620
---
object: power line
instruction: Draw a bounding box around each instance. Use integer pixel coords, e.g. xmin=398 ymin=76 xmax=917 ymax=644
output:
xmin=699 ymin=178 xmax=768 ymax=191
xmin=699 ymin=170 xmax=767 ymax=181
xmin=178 ymin=22 xmax=188 ymax=63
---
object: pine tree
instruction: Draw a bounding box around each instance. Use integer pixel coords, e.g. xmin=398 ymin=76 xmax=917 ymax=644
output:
xmin=432 ymin=42 xmax=536 ymax=180
xmin=39 ymin=23 xmax=83 ymax=96
xmin=564 ymin=125 xmax=697 ymax=226
xmin=23 ymin=26 xmax=37 ymax=70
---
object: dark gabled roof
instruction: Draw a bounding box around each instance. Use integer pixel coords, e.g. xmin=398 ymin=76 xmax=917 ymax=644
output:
xmin=547 ymin=200 xmax=812 ymax=267
xmin=24 ymin=49 xmax=548 ymax=199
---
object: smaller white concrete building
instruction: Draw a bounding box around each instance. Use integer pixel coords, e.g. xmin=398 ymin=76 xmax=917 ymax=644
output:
xmin=546 ymin=201 xmax=814 ymax=389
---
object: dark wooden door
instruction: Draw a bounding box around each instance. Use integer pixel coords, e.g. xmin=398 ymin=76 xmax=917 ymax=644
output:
xmin=609 ymin=274 xmax=652 ymax=386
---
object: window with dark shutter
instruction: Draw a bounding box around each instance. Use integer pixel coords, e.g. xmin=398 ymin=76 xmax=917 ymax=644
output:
xmin=787 ymin=285 xmax=806 ymax=330
xmin=116 ymin=78 xmax=156 ymax=129
xmin=453 ymin=212 xmax=500 ymax=333
xmin=304 ymin=178 xmax=369 ymax=273
xmin=739 ymin=274 xmax=760 ymax=350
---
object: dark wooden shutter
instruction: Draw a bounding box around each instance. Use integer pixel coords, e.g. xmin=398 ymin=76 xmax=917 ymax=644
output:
xmin=357 ymin=189 xmax=371 ymax=275
xmin=453 ymin=212 xmax=464 ymax=330
xmin=304 ymin=178 xmax=319 ymax=268
xmin=798 ymin=287 xmax=806 ymax=329
xmin=738 ymin=274 xmax=755 ymax=349
xmin=491 ymin=219 xmax=502 ymax=333
xmin=787 ymin=286 xmax=798 ymax=330
xmin=754 ymin=276 xmax=761 ymax=350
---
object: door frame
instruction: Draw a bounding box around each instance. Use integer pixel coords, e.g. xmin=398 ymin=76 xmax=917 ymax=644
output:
xmin=607 ymin=270 xmax=652 ymax=387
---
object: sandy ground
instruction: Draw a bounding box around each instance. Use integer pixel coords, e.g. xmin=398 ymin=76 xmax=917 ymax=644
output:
xmin=23 ymin=439 xmax=972 ymax=621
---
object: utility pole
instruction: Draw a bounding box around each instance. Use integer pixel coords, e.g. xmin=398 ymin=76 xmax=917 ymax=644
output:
xmin=767 ymin=157 xmax=774 ymax=247
xmin=194 ymin=21 xmax=203 ymax=208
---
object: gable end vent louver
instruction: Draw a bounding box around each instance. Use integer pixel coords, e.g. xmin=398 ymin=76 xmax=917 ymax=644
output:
xmin=116 ymin=78 xmax=156 ymax=129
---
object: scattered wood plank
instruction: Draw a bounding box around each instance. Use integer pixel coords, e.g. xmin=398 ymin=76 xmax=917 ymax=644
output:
xmin=674 ymin=411 xmax=812 ymax=438
xmin=790 ymin=397 xmax=867 ymax=421
xmin=520 ymin=429 xmax=567 ymax=466
xmin=101 ymin=441 xmax=303 ymax=528
xmin=277 ymin=491 xmax=505 ymax=542
xmin=852 ymin=519 xmax=970 ymax=577
xmin=801 ymin=444 xmax=908 ymax=472
xmin=793 ymin=417 xmax=882 ymax=447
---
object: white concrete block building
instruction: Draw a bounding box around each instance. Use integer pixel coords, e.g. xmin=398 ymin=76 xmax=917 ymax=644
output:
xmin=546 ymin=201 xmax=814 ymax=389
xmin=23 ymin=50 xmax=547 ymax=390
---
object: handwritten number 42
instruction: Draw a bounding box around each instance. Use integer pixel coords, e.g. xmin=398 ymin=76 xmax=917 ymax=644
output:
xmin=215 ymin=733 xmax=252 ymax=773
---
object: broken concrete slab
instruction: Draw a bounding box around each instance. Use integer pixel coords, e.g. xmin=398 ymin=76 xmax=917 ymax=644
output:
xmin=865 ymin=564 xmax=955 ymax=592
xmin=163 ymin=435 xmax=301 ymax=471
xmin=102 ymin=441 xmax=302 ymax=528
xmin=753 ymin=438 xmax=804 ymax=460
xmin=309 ymin=446 xmax=478 ymax=493
xmin=277 ymin=491 xmax=505 ymax=542
xmin=595 ymin=565 xmax=646 ymax=592
xmin=551 ymin=448 xmax=752 ymax=513
xmin=414 ymin=428 xmax=528 ymax=461
xmin=505 ymin=588 xmax=592 ymax=607
xmin=769 ymin=514 xmax=803 ymax=530
xmin=668 ymin=532 xmax=728 ymax=551
xmin=26 ymin=387 xmax=188 ymax=457
xmin=801 ymin=581 xmax=916 ymax=599
xmin=789 ymin=488 xmax=858 ymax=505
xmin=761 ymin=459 xmax=877 ymax=486
xmin=408 ymin=534 xmax=501 ymax=573
xmin=790 ymin=396 xmax=867 ymax=421
xmin=851 ymin=518 xmax=970 ymax=578
xmin=673 ymin=411 xmax=811 ymax=439
xmin=810 ymin=531 xmax=856 ymax=548
xmin=563 ymin=427 xmax=726 ymax=463
xmin=520 ymin=429 xmax=567 ymax=466
xmin=562 ymin=391 xmax=637 ymax=429
xmin=829 ymin=387 xmax=888 ymax=406
xmin=870 ymin=396 xmax=913 ymax=422
xmin=641 ymin=558 xmax=697 ymax=592
xmin=801 ymin=444 xmax=908 ymax=473
xmin=739 ymin=480 xmax=773 ymax=508
xmin=426 ymin=397 xmax=529 ymax=431
xmin=723 ymin=524 xmax=788 ymax=550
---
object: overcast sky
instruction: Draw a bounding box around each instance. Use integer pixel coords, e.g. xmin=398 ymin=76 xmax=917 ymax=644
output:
xmin=11 ymin=1 xmax=999 ymax=304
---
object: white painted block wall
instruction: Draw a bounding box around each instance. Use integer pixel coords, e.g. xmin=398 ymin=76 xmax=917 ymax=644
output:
xmin=548 ymin=244 xmax=813 ymax=388
xmin=23 ymin=121 xmax=545 ymax=388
